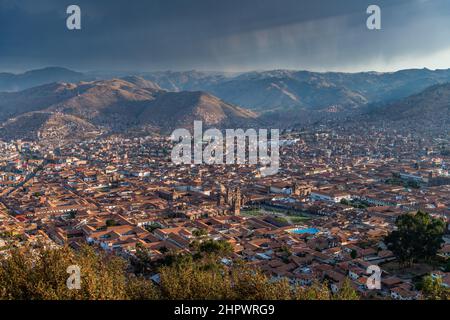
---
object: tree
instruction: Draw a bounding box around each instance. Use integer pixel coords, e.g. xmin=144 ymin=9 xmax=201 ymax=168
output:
xmin=125 ymin=275 xmax=160 ymax=300
xmin=132 ymin=243 xmax=152 ymax=274
xmin=105 ymin=219 xmax=117 ymax=227
xmin=293 ymin=279 xmax=359 ymax=300
xmin=230 ymin=265 xmax=292 ymax=300
xmin=144 ymin=223 xmax=161 ymax=233
xmin=385 ymin=211 xmax=445 ymax=266
xmin=444 ymin=260 xmax=450 ymax=273
xmin=333 ymin=279 xmax=360 ymax=300
xmin=0 ymin=245 xmax=359 ymax=301
xmin=350 ymin=249 xmax=357 ymax=259
xmin=0 ymin=244 xmax=158 ymax=300
xmin=293 ymin=281 xmax=332 ymax=300
xmin=159 ymin=258 xmax=233 ymax=299
xmin=421 ymin=275 xmax=450 ymax=300
xmin=198 ymin=239 xmax=233 ymax=257
xmin=192 ymin=228 xmax=208 ymax=238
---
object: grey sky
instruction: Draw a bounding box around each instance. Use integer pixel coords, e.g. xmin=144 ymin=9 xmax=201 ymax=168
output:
xmin=1 ymin=0 xmax=450 ymax=72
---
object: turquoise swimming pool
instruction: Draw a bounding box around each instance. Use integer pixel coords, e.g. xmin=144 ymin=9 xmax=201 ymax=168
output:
xmin=290 ymin=227 xmax=319 ymax=235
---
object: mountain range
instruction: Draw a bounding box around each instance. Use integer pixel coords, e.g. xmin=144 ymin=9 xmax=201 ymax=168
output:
xmin=369 ymin=82 xmax=450 ymax=121
xmin=3 ymin=67 xmax=450 ymax=112
xmin=0 ymin=67 xmax=85 ymax=92
xmin=0 ymin=67 xmax=450 ymax=141
xmin=0 ymin=77 xmax=258 ymax=141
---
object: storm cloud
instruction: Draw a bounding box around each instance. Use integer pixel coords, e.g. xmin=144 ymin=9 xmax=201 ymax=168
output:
xmin=1 ymin=0 xmax=449 ymax=72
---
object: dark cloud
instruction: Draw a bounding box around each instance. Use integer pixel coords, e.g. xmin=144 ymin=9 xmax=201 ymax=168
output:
xmin=0 ymin=0 xmax=449 ymax=72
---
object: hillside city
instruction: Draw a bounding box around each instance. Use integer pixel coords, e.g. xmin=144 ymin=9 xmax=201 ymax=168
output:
xmin=1 ymin=118 xmax=449 ymax=300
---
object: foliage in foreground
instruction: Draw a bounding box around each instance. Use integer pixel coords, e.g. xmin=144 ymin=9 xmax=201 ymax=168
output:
xmin=0 ymin=245 xmax=156 ymax=300
xmin=0 ymin=244 xmax=359 ymax=300
xmin=420 ymin=275 xmax=450 ymax=300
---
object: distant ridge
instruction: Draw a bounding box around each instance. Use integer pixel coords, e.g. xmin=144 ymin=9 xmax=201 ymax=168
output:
xmin=3 ymin=67 xmax=450 ymax=114
xmin=0 ymin=77 xmax=259 ymax=140
xmin=369 ymin=82 xmax=450 ymax=121
xmin=2 ymin=67 xmax=450 ymax=141
xmin=0 ymin=67 xmax=85 ymax=92
xmin=139 ymin=91 xmax=259 ymax=132
xmin=141 ymin=68 xmax=450 ymax=111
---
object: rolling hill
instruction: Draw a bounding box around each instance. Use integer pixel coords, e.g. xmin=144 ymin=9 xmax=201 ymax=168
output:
xmin=368 ymin=83 xmax=450 ymax=121
xmin=142 ymin=68 xmax=450 ymax=112
xmin=0 ymin=67 xmax=85 ymax=92
xmin=0 ymin=77 xmax=260 ymax=140
xmin=4 ymin=67 xmax=450 ymax=116
xmin=139 ymin=91 xmax=258 ymax=131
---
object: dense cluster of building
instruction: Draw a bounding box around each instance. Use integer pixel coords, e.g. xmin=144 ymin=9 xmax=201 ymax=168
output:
xmin=1 ymin=124 xmax=449 ymax=299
